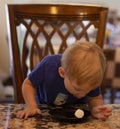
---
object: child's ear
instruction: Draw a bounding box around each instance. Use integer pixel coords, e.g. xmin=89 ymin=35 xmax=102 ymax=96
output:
xmin=58 ymin=67 xmax=65 ymax=78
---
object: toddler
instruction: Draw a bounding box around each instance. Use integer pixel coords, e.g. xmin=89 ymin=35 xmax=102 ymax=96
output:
xmin=17 ymin=41 xmax=112 ymax=120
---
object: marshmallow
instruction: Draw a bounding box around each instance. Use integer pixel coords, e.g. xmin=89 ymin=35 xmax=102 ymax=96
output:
xmin=74 ymin=109 xmax=84 ymax=118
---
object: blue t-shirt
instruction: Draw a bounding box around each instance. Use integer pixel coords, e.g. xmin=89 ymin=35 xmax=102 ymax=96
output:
xmin=28 ymin=54 xmax=101 ymax=105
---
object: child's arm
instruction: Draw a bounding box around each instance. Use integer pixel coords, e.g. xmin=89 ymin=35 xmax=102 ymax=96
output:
xmin=16 ymin=77 xmax=41 ymax=119
xmin=88 ymin=94 xmax=112 ymax=120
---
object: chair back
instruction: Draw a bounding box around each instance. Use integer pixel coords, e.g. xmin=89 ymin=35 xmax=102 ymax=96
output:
xmin=6 ymin=4 xmax=108 ymax=103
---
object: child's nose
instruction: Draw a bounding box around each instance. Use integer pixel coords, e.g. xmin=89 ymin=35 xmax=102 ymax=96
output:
xmin=74 ymin=93 xmax=85 ymax=99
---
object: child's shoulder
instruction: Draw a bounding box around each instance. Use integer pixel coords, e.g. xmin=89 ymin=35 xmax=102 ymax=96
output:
xmin=40 ymin=54 xmax=62 ymax=67
xmin=44 ymin=54 xmax=62 ymax=61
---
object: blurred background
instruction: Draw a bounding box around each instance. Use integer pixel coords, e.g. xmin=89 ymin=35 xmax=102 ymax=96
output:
xmin=0 ymin=0 xmax=120 ymax=103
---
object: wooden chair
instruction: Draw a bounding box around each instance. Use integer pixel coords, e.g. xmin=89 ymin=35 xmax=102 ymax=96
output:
xmin=6 ymin=4 xmax=108 ymax=103
xmin=102 ymin=48 xmax=120 ymax=103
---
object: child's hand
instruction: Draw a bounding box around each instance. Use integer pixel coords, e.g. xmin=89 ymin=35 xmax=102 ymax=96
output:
xmin=91 ymin=105 xmax=112 ymax=120
xmin=16 ymin=107 xmax=42 ymax=119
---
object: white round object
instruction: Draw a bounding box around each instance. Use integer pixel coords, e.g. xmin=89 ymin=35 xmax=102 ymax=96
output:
xmin=74 ymin=109 xmax=84 ymax=118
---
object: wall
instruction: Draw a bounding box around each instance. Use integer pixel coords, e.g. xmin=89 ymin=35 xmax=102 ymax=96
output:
xmin=0 ymin=0 xmax=13 ymax=80
xmin=0 ymin=0 xmax=120 ymax=80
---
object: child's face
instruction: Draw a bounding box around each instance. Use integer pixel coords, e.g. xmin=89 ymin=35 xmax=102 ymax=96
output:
xmin=64 ymin=76 xmax=96 ymax=99
xmin=58 ymin=66 xmax=97 ymax=99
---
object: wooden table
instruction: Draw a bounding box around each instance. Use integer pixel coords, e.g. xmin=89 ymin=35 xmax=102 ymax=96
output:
xmin=0 ymin=104 xmax=120 ymax=129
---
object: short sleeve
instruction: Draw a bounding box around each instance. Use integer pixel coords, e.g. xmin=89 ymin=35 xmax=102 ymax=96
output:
xmin=28 ymin=58 xmax=46 ymax=86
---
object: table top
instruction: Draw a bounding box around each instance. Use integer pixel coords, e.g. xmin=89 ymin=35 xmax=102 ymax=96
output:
xmin=0 ymin=104 xmax=120 ymax=129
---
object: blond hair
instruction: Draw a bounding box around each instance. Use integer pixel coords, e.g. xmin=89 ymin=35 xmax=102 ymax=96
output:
xmin=61 ymin=41 xmax=106 ymax=87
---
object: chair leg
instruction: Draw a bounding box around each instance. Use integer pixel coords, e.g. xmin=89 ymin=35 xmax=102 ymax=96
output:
xmin=111 ymin=88 xmax=116 ymax=104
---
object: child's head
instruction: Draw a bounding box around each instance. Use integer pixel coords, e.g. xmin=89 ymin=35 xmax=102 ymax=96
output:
xmin=58 ymin=40 xmax=106 ymax=98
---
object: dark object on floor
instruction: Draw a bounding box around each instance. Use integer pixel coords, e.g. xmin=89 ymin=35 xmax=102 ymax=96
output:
xmin=2 ymin=76 xmax=13 ymax=86
xmin=49 ymin=106 xmax=90 ymax=123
